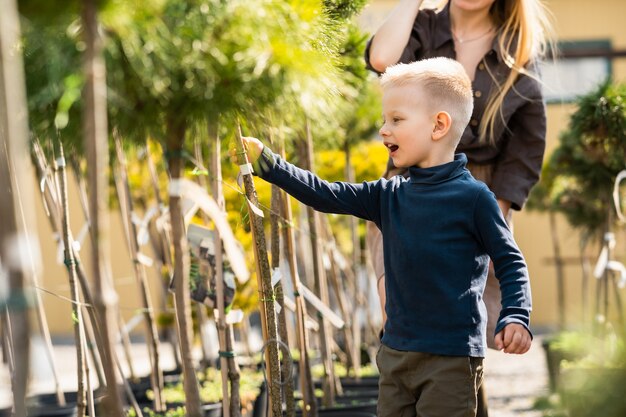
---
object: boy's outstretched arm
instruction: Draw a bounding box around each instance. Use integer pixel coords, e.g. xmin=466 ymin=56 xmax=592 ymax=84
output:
xmin=233 ymin=137 xmax=383 ymax=224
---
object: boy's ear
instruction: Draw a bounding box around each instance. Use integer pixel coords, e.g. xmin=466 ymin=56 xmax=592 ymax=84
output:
xmin=431 ymin=111 xmax=452 ymax=141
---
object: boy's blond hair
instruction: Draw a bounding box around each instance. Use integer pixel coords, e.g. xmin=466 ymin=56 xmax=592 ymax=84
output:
xmin=380 ymin=58 xmax=473 ymax=143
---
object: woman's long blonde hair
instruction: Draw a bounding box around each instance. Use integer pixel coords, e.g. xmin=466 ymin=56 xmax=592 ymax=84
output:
xmin=430 ymin=0 xmax=555 ymax=144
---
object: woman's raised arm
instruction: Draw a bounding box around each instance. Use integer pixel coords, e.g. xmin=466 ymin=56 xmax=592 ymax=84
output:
xmin=368 ymin=0 xmax=424 ymax=72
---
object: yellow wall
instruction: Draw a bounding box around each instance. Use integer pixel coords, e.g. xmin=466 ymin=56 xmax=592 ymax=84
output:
xmin=360 ymin=0 xmax=626 ymax=329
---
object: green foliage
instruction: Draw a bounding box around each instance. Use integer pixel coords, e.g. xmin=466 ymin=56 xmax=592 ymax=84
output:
xmin=527 ymin=80 xmax=626 ymax=235
xmin=546 ymin=331 xmax=594 ymax=359
xmin=323 ymin=0 xmax=369 ymax=20
xmin=127 ymin=406 xmax=186 ymax=417
xmin=532 ymin=394 xmax=568 ymax=417
xmin=540 ymin=330 xmax=626 ymax=417
xmin=106 ymin=0 xmax=344 ymax=146
xmin=22 ymin=16 xmax=84 ymax=153
xmin=18 ymin=0 xmax=79 ymax=23
xmin=145 ymin=367 xmax=264 ymax=409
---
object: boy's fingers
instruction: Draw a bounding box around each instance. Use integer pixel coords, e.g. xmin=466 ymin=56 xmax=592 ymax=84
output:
xmin=503 ymin=329 xmax=532 ymax=354
xmin=504 ymin=331 xmax=522 ymax=353
xmin=503 ymin=326 xmax=514 ymax=347
xmin=494 ymin=332 xmax=504 ymax=350
xmin=520 ymin=333 xmax=532 ymax=354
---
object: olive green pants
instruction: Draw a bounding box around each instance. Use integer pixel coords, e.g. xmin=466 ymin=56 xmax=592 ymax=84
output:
xmin=376 ymin=345 xmax=484 ymax=417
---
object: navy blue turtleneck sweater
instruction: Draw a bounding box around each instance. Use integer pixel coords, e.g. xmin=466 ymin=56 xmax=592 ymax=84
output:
xmin=255 ymin=148 xmax=531 ymax=357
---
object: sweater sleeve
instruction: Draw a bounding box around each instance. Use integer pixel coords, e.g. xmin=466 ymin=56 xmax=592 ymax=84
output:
xmin=254 ymin=146 xmax=384 ymax=226
xmin=473 ymin=187 xmax=532 ymax=337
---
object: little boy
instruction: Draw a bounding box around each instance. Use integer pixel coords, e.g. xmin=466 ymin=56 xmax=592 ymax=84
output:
xmin=240 ymin=57 xmax=532 ymax=417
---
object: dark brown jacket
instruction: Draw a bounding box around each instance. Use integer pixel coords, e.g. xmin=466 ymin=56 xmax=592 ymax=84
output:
xmin=365 ymin=4 xmax=547 ymax=210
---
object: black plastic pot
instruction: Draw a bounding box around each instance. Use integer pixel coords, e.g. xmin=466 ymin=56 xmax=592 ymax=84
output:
xmin=26 ymin=404 xmax=77 ymax=417
xmin=25 ymin=392 xmax=96 ymax=417
xmin=252 ymin=382 xmax=267 ymax=417
xmin=129 ymin=378 xmax=152 ymax=403
xmin=340 ymin=388 xmax=378 ymax=398
xmin=339 ymin=376 xmax=379 ymax=389
xmin=295 ymin=409 xmax=375 ymax=417
xmin=201 ymin=402 xmax=222 ymax=417
xmin=334 ymin=396 xmax=378 ymax=408
xmin=151 ymin=401 xmax=222 ymax=417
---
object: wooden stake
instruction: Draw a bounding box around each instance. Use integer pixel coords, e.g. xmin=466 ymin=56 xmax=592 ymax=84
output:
xmin=301 ymin=120 xmax=335 ymax=407
xmin=165 ymin=117 xmax=202 ymax=417
xmin=343 ymin=141 xmax=361 ymax=377
xmin=235 ymin=124 xmax=282 ymax=417
xmin=277 ymin=135 xmax=317 ymax=417
xmin=207 ymin=126 xmax=240 ymax=417
xmin=114 ymin=134 xmax=165 ymax=411
xmin=270 ymin=132 xmax=297 ymax=417
xmin=58 ymin=144 xmax=87 ymax=417
xmin=32 ymin=141 xmax=107 ymax=389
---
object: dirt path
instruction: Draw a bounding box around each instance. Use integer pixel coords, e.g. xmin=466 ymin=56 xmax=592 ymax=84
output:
xmin=485 ymin=335 xmax=548 ymax=417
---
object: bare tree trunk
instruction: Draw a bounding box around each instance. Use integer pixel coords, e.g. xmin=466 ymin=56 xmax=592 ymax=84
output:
xmin=321 ymin=217 xmax=355 ymax=383
xmin=278 ymin=140 xmax=317 ymax=417
xmin=0 ymin=2 xmax=39 ymax=414
xmin=117 ymin=312 xmax=137 ymax=381
xmin=301 ymin=121 xmax=335 ymax=407
xmin=580 ymin=233 xmax=591 ymax=327
xmin=195 ymin=304 xmax=212 ymax=368
xmin=114 ymin=134 xmax=165 ymax=411
xmin=0 ymin=312 xmax=14 ymax=368
xmin=32 ymin=141 xmax=107 ymax=389
xmin=342 ymin=142 xmax=360 ymax=376
xmin=166 ymin=118 xmax=203 ymax=417
xmin=208 ymin=126 xmax=241 ymax=417
xmin=83 ymin=323 xmax=96 ymax=417
xmin=145 ymin=142 xmax=181 ymax=370
xmin=235 ymin=125 xmax=282 ymax=417
xmin=192 ymin=138 xmax=214 ymax=371
xmin=270 ymin=181 xmax=296 ymax=417
xmin=549 ymin=212 xmax=566 ymax=330
xmin=81 ymin=0 xmax=124 ymax=413
xmin=58 ymin=144 xmax=87 ymax=417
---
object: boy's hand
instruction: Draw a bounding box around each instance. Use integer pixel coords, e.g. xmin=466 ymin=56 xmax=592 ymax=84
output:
xmin=229 ymin=136 xmax=264 ymax=165
xmin=494 ymin=323 xmax=531 ymax=354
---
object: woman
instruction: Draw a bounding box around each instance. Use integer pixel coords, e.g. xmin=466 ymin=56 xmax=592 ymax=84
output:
xmin=365 ymin=0 xmax=553 ymax=415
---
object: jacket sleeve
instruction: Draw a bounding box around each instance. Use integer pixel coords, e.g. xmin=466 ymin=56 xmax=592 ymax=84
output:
xmin=254 ymin=146 xmax=384 ymax=226
xmin=473 ymin=187 xmax=532 ymax=337
xmin=490 ymin=73 xmax=547 ymax=210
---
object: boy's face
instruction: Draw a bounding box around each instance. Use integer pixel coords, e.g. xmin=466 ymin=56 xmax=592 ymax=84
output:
xmin=380 ymin=85 xmax=436 ymax=169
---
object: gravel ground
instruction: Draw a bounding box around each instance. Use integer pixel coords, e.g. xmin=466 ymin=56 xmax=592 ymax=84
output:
xmin=0 ymin=334 xmax=549 ymax=416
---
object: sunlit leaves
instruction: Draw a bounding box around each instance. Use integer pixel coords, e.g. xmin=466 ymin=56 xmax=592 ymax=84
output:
xmin=528 ymin=80 xmax=626 ymax=235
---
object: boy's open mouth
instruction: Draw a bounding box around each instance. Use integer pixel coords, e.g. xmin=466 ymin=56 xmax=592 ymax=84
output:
xmin=385 ymin=143 xmax=399 ymax=153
